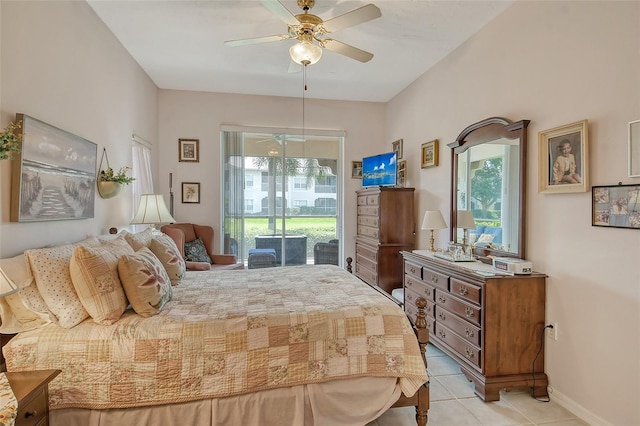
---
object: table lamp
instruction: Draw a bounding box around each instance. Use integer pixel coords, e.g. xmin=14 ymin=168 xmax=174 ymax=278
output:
xmin=457 ymin=210 xmax=476 ymax=249
xmin=0 ymin=268 xmax=19 ymax=297
xmin=421 ymin=210 xmax=447 ymax=252
xmin=131 ymin=194 xmax=176 ymax=228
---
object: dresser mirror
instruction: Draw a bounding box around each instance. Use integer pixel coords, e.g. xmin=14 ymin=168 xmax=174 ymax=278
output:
xmin=448 ymin=117 xmax=530 ymax=261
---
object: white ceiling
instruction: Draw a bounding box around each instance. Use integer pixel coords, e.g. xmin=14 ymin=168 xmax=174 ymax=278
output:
xmin=87 ymin=0 xmax=513 ymax=103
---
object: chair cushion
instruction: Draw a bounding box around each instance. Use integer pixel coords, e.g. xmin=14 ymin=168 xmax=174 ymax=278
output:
xmin=184 ymin=238 xmax=212 ymax=263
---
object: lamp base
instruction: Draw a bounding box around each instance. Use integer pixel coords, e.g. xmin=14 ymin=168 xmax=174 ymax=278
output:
xmin=429 ymin=230 xmax=436 ymax=252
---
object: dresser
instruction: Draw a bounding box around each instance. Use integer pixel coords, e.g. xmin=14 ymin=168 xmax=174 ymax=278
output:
xmin=402 ymin=250 xmax=548 ymax=401
xmin=355 ymin=187 xmax=415 ymax=294
xmin=5 ymin=369 xmax=60 ymax=426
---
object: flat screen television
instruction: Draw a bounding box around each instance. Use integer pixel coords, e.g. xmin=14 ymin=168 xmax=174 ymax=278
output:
xmin=362 ymin=151 xmax=397 ymax=188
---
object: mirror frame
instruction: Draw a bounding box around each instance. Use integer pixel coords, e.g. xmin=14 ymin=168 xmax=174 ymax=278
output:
xmin=448 ymin=117 xmax=530 ymax=262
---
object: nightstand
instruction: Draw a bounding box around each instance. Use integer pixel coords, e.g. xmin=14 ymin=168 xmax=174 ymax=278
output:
xmin=5 ymin=370 xmax=60 ymax=426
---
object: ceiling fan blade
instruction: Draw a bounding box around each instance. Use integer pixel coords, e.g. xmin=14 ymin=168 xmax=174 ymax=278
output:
xmin=322 ymin=4 xmax=381 ymax=33
xmin=224 ymin=34 xmax=292 ymax=47
xmin=323 ymin=39 xmax=374 ymax=63
xmin=260 ymin=0 xmax=299 ymax=26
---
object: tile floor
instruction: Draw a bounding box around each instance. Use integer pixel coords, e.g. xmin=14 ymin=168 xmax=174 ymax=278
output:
xmin=368 ymin=344 xmax=588 ymax=426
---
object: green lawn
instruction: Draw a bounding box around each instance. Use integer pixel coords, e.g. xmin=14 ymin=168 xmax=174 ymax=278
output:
xmin=240 ymin=216 xmax=337 ymax=260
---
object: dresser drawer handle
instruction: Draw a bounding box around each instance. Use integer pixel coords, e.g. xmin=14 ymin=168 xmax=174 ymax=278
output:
xmin=438 ymin=311 xmax=446 ymax=321
xmin=437 ymin=295 xmax=446 ymax=303
xmin=410 ymin=266 xmax=416 ymax=274
xmin=465 ymin=348 xmax=474 ymax=359
xmin=430 ymin=275 xmax=438 ymax=283
xmin=25 ymin=410 xmax=38 ymax=418
xmin=465 ymin=327 xmax=475 ymax=338
xmin=458 ymin=286 xmax=468 ymax=296
xmin=406 ymin=279 xmax=413 ymax=287
xmin=423 ymin=288 xmax=432 ymax=297
xmin=464 ymin=307 xmax=475 ymax=318
xmin=438 ymin=329 xmax=446 ymax=339
xmin=406 ymin=293 xmax=414 ymax=301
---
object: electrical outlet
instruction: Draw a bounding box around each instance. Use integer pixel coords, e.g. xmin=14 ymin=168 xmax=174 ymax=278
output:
xmin=547 ymin=323 xmax=558 ymax=340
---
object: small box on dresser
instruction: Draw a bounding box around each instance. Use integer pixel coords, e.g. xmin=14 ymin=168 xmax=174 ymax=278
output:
xmin=402 ymin=250 xmax=548 ymax=402
xmin=355 ymin=187 xmax=415 ymax=294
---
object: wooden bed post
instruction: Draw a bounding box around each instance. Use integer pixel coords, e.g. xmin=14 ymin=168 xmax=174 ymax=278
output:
xmin=413 ymin=297 xmax=429 ymax=426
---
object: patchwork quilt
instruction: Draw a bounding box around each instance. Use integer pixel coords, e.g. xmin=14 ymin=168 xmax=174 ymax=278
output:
xmin=4 ymin=265 xmax=428 ymax=410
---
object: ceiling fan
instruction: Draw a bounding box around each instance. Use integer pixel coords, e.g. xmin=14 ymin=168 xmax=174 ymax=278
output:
xmin=224 ymin=0 xmax=382 ymax=65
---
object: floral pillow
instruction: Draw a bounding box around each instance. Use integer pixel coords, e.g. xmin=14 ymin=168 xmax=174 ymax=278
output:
xmin=118 ymin=247 xmax=172 ymax=317
xmin=184 ymin=238 xmax=212 ymax=263
xmin=123 ymin=228 xmax=156 ymax=251
xmin=149 ymin=235 xmax=186 ymax=285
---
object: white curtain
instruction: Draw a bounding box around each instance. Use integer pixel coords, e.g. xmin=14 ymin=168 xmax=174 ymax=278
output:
xmin=131 ymin=136 xmax=153 ymax=229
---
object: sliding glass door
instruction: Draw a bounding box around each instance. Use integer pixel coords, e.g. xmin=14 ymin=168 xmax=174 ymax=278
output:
xmin=222 ymin=127 xmax=342 ymax=267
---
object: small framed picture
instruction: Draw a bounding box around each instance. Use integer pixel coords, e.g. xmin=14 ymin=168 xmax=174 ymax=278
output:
xmin=629 ymin=119 xmax=640 ymax=177
xmin=592 ymin=184 xmax=640 ymax=229
xmin=397 ymin=160 xmax=406 ymax=187
xmin=538 ymin=120 xmax=589 ymax=193
xmin=179 ymin=138 xmax=199 ymax=162
xmin=421 ymin=139 xmax=439 ymax=168
xmin=392 ymin=139 xmax=403 ymax=159
xmin=351 ymin=161 xmax=363 ymax=179
xmin=182 ymin=182 xmax=200 ymax=203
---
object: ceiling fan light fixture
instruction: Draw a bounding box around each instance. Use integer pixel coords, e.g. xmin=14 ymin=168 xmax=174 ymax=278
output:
xmin=289 ymin=40 xmax=322 ymax=65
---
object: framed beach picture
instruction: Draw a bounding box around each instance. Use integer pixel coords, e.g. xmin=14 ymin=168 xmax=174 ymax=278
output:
xmin=182 ymin=182 xmax=200 ymax=203
xmin=10 ymin=114 xmax=97 ymax=222
xmin=179 ymin=138 xmax=199 ymax=162
xmin=538 ymin=120 xmax=589 ymax=193
xmin=392 ymin=139 xmax=403 ymax=159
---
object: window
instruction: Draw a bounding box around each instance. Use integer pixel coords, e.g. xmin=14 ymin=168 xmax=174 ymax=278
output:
xmin=315 ymin=175 xmax=337 ymax=193
xmin=293 ymin=177 xmax=307 ymax=190
xmin=245 ymin=199 xmax=254 ymax=212
xmin=245 ymin=175 xmax=254 ymax=188
xmin=131 ymin=136 xmax=154 ymax=226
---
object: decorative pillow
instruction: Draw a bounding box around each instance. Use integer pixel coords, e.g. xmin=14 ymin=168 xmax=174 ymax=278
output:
xmin=25 ymin=244 xmax=91 ymax=328
xmin=118 ymin=247 xmax=172 ymax=317
xmin=184 ymin=238 xmax=212 ymax=263
xmin=0 ymin=254 xmax=50 ymax=333
xmin=149 ymin=235 xmax=186 ymax=285
xmin=124 ymin=228 xmax=156 ymax=251
xmin=69 ymin=239 xmax=134 ymax=325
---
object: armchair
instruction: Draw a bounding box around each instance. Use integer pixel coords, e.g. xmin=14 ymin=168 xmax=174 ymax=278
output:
xmin=160 ymin=223 xmax=244 ymax=271
xmin=313 ymin=239 xmax=339 ymax=266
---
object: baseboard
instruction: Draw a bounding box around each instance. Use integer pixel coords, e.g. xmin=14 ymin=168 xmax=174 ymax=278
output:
xmin=550 ymin=388 xmax=613 ymax=426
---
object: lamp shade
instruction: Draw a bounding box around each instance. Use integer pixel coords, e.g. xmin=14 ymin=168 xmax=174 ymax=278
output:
xmin=457 ymin=210 xmax=476 ymax=229
xmin=289 ymin=41 xmax=323 ymax=65
xmin=0 ymin=268 xmax=19 ymax=297
xmin=131 ymin=194 xmax=175 ymax=225
xmin=421 ymin=210 xmax=447 ymax=230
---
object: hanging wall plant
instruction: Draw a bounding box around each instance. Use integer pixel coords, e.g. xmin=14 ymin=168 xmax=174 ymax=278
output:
xmin=97 ymin=147 xmax=135 ymax=199
xmin=0 ymin=120 xmax=22 ymax=160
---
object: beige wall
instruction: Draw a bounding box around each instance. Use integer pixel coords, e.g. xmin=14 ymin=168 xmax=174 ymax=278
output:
xmin=386 ymin=2 xmax=640 ymax=425
xmin=0 ymin=1 xmax=158 ymax=257
xmin=158 ymin=89 xmax=385 ymax=256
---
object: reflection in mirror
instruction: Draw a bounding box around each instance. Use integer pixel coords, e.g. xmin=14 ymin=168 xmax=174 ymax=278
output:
xmin=449 ymin=118 xmax=529 ymax=261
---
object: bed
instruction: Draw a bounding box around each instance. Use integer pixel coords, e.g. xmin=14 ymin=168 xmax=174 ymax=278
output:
xmin=0 ymin=232 xmax=429 ymax=426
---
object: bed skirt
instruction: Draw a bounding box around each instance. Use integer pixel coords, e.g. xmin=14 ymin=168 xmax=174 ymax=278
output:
xmin=51 ymin=376 xmax=401 ymax=426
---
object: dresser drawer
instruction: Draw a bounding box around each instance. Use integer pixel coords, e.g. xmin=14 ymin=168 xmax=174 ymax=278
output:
xmin=404 ymin=274 xmax=435 ymax=302
xmin=356 ymin=263 xmax=377 ymax=286
xmin=435 ymin=306 xmax=481 ymax=346
xmin=357 ymin=195 xmax=368 ymax=206
xmin=450 ymin=278 xmax=481 ymax=305
xmin=356 ymin=243 xmax=377 ymax=260
xmin=422 ymin=268 xmax=449 ymax=291
xmin=435 ymin=290 xmax=481 ymax=326
xmin=356 ymin=253 xmax=377 ymax=272
xmin=357 ymin=205 xmax=379 ymax=216
xmin=357 ymin=225 xmax=379 ymax=239
xmin=435 ymin=323 xmax=481 ymax=369
xmin=366 ymin=194 xmax=380 ymax=206
xmin=404 ymin=260 xmax=421 ymax=280
xmin=404 ymin=286 xmax=435 ymax=317
xmin=17 ymin=387 xmax=47 ymax=426
xmin=357 ymin=216 xmax=379 ymax=227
